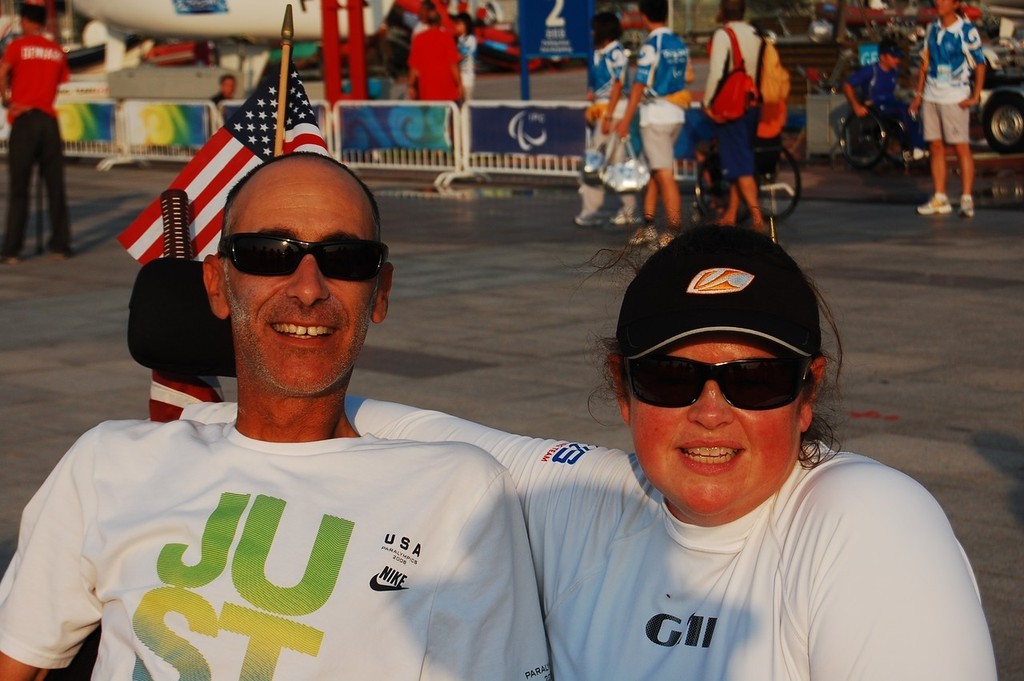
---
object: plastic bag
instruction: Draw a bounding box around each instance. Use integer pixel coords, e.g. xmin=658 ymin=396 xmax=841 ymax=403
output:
xmin=600 ymin=137 xmax=650 ymax=194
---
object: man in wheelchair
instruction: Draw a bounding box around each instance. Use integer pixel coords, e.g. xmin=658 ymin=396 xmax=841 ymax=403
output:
xmin=842 ymin=38 xmax=927 ymax=162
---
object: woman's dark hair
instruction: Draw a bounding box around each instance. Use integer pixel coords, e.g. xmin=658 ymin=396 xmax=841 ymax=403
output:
xmin=639 ymin=0 xmax=668 ymax=24
xmin=454 ymin=12 xmax=475 ymax=35
xmin=591 ymin=12 xmax=623 ymax=44
xmin=596 ymin=226 xmax=843 ymax=467
xmin=719 ymin=0 xmax=746 ymax=22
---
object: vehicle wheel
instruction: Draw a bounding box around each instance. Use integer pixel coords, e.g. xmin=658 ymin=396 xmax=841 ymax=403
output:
xmin=982 ymin=92 xmax=1024 ymax=154
xmin=840 ymin=112 xmax=886 ymax=169
xmin=755 ymin=146 xmax=801 ymax=221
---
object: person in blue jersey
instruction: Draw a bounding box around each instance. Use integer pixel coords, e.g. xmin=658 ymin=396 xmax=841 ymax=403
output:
xmin=702 ymin=0 xmax=764 ymax=232
xmin=614 ymin=0 xmax=690 ymax=247
xmin=576 ymin=11 xmax=638 ymax=229
xmin=842 ymin=38 xmax=926 ymax=159
xmin=909 ymin=0 xmax=986 ymax=218
xmin=453 ymin=12 xmax=477 ymax=102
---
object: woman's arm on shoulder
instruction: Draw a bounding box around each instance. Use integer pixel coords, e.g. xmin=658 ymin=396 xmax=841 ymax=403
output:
xmin=347 ymin=397 xmax=582 ymax=469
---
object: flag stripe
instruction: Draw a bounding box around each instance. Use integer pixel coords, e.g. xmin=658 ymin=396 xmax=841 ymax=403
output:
xmin=119 ymin=64 xmax=329 ymax=264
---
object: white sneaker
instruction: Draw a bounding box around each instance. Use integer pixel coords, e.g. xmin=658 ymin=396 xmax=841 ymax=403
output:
xmin=958 ymin=194 xmax=975 ymax=218
xmin=573 ymin=213 xmax=604 ymax=228
xmin=916 ymin=194 xmax=952 ymax=216
xmin=627 ymin=226 xmax=658 ymax=246
xmin=911 ymin=148 xmax=927 ymax=161
xmin=609 ymin=209 xmax=643 ymax=227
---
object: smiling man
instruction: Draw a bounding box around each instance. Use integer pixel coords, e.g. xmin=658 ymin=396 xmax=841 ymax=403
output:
xmin=0 ymin=153 xmax=549 ymax=680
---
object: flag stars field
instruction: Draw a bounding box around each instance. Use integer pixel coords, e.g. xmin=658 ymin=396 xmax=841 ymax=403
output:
xmin=116 ymin=62 xmax=330 ymax=263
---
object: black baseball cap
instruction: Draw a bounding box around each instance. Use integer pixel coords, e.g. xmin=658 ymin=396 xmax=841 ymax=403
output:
xmin=879 ymin=38 xmax=903 ymax=58
xmin=616 ymin=227 xmax=821 ymax=358
xmin=19 ymin=2 xmax=46 ymax=24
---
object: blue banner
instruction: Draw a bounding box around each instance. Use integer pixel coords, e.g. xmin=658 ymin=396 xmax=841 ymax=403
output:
xmin=173 ymin=0 xmax=228 ymax=14
xmin=470 ymin=105 xmax=585 ymax=156
xmin=341 ymin=105 xmax=452 ymax=152
xmin=519 ymin=0 xmax=592 ymax=58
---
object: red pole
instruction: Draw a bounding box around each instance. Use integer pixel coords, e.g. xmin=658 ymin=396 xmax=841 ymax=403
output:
xmin=321 ymin=0 xmax=368 ymax=104
xmin=346 ymin=0 xmax=368 ymax=100
xmin=321 ymin=0 xmax=343 ymax=105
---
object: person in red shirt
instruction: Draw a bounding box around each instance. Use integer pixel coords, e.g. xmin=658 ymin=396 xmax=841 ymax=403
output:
xmin=406 ymin=1 xmax=463 ymax=102
xmin=0 ymin=2 xmax=71 ymax=263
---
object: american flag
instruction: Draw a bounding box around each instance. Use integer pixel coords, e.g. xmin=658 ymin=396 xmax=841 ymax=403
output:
xmin=117 ymin=64 xmax=330 ymax=264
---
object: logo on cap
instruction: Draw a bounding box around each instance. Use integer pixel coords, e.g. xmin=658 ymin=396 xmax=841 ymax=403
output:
xmin=686 ymin=268 xmax=755 ymax=294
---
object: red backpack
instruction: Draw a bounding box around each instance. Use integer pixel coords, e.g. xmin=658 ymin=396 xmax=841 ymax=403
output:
xmin=709 ymin=27 xmax=758 ymax=121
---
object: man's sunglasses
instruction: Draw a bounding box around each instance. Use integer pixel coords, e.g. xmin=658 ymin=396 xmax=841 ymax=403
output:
xmin=626 ymin=355 xmax=813 ymax=411
xmin=218 ymin=233 xmax=388 ymax=281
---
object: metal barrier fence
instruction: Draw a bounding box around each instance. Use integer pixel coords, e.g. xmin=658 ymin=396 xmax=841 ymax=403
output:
xmin=56 ymin=100 xmax=120 ymax=160
xmin=333 ymin=100 xmax=461 ymax=177
xmin=440 ymin=100 xmax=588 ymax=188
xmin=108 ymin=100 xmax=217 ymax=169
xmin=1 ymin=96 xmax=700 ymax=186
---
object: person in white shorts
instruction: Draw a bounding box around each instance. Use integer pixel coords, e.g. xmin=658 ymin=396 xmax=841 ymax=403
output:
xmin=614 ymin=0 xmax=691 ymax=247
xmin=910 ymin=0 xmax=986 ymax=218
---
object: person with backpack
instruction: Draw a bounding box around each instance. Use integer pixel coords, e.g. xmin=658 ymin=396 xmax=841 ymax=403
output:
xmin=909 ymin=0 xmax=986 ymax=218
xmin=702 ymin=0 xmax=764 ymax=232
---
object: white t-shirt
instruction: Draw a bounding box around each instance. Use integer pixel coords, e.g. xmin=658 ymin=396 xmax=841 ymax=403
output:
xmin=342 ymin=398 xmax=996 ymax=681
xmin=0 ymin=418 xmax=550 ymax=680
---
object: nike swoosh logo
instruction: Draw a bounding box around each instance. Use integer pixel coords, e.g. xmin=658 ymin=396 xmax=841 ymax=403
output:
xmin=369 ymin=575 xmax=409 ymax=591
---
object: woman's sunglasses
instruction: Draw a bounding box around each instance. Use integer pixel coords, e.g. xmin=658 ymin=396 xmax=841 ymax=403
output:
xmin=218 ymin=233 xmax=388 ymax=281
xmin=626 ymin=355 xmax=813 ymax=411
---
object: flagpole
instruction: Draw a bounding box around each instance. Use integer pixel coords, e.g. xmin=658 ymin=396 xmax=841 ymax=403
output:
xmin=274 ymin=4 xmax=294 ymax=157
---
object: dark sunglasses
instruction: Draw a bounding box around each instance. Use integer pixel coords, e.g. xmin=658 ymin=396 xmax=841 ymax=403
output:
xmin=218 ymin=233 xmax=388 ymax=281
xmin=626 ymin=355 xmax=813 ymax=411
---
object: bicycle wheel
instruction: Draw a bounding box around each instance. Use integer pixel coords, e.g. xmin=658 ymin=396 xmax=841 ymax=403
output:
xmin=756 ymin=146 xmax=801 ymax=221
xmin=882 ymin=118 xmax=909 ymax=167
xmin=694 ymin=151 xmax=732 ymax=223
xmin=840 ymin=112 xmax=886 ymax=170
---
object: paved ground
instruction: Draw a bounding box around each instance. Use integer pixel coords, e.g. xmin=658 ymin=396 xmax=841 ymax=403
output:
xmin=0 ymin=69 xmax=1022 ymax=675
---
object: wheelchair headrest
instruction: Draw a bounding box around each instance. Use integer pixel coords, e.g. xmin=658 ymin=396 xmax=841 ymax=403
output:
xmin=128 ymin=258 xmax=237 ymax=377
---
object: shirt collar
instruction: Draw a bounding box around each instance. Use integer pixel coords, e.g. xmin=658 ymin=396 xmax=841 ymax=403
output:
xmin=597 ymin=39 xmax=622 ymax=57
xmin=938 ymin=15 xmax=964 ymax=34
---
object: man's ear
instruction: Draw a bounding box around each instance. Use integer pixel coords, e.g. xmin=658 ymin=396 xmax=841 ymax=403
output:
xmin=371 ymin=262 xmax=394 ymax=324
xmin=203 ymin=254 xmax=231 ymax=320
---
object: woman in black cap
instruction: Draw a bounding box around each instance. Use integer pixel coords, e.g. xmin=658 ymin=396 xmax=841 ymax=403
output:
xmin=199 ymin=226 xmax=997 ymax=680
